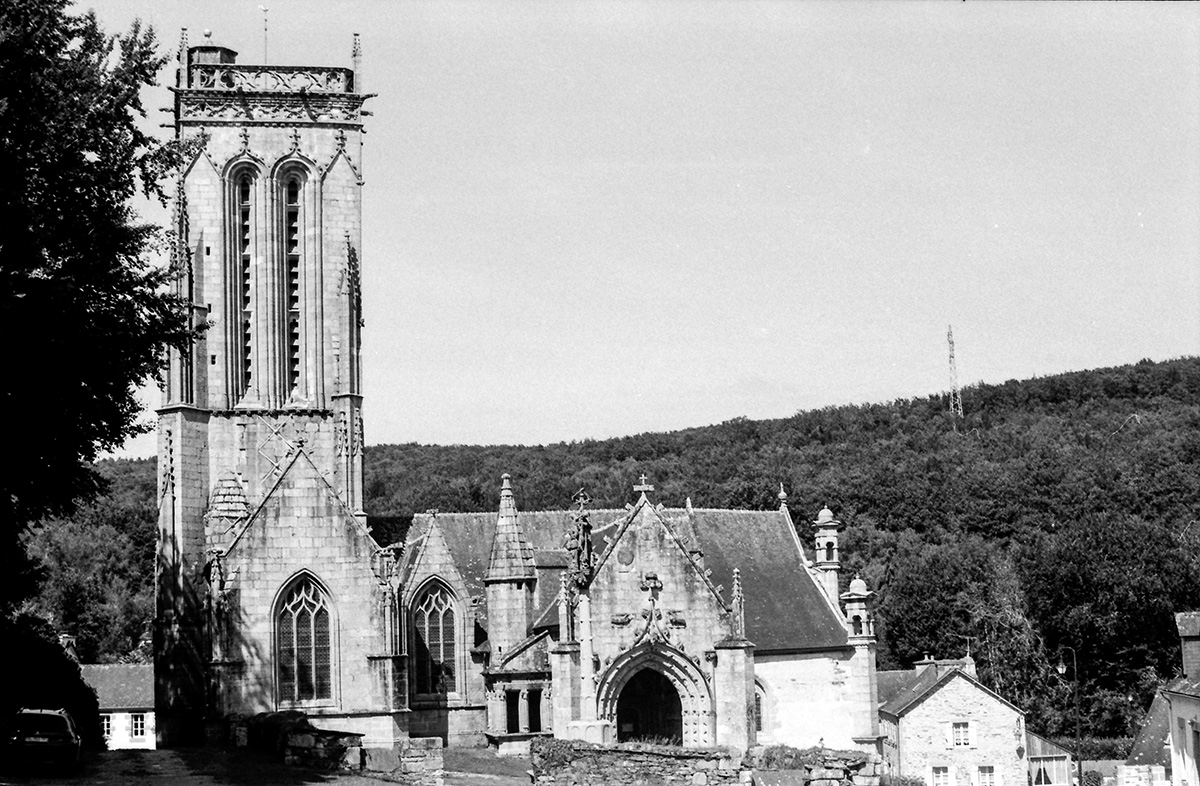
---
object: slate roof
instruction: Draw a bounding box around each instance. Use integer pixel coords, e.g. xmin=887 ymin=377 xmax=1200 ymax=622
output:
xmin=80 ymin=664 xmax=154 ymax=711
xmin=1161 ymin=675 xmax=1200 ymax=699
xmin=1125 ymin=691 xmax=1172 ymax=768
xmin=878 ymin=661 xmax=1020 ymax=719
xmin=404 ymin=495 xmax=848 ymax=654
xmin=878 ymin=666 xmax=944 ymax=717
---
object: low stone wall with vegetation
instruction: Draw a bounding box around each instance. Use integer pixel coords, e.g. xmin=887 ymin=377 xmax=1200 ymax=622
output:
xmin=532 ymin=739 xmax=885 ymax=786
xmin=749 ymin=745 xmax=882 ymax=785
xmin=532 ymin=738 xmax=746 ymax=786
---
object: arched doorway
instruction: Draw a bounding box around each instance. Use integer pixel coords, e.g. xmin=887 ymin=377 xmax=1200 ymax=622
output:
xmin=615 ymin=668 xmax=682 ymax=744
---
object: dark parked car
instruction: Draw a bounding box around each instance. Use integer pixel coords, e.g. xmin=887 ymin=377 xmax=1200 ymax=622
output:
xmin=7 ymin=708 xmax=81 ymax=769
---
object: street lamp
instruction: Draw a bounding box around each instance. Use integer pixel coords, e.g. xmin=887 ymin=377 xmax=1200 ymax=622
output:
xmin=1056 ymin=647 xmax=1084 ymax=786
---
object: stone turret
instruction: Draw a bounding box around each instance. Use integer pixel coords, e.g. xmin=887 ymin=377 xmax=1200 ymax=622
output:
xmin=484 ymin=475 xmax=536 ymax=661
xmin=841 ymin=574 xmax=881 ymax=753
xmin=812 ymin=505 xmax=844 ymax=601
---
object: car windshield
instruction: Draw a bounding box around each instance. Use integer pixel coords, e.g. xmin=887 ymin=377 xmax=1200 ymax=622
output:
xmin=14 ymin=715 xmax=68 ymax=735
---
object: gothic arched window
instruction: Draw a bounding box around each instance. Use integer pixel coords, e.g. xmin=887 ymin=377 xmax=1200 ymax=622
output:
xmin=412 ymin=583 xmax=457 ymax=696
xmin=277 ymin=577 xmax=332 ymax=704
xmin=280 ymin=171 xmax=305 ymax=395
xmin=230 ymin=169 xmax=256 ymax=400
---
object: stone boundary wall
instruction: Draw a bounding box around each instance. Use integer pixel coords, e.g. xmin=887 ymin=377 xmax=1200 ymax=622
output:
xmin=236 ymin=711 xmax=444 ymax=786
xmin=532 ymin=738 xmax=746 ymax=786
xmin=531 ymin=739 xmax=884 ymax=786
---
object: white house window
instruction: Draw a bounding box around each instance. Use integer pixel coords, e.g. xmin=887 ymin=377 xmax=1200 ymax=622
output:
xmin=933 ymin=767 xmax=950 ymax=786
xmin=101 ymin=714 xmax=111 ymax=739
xmin=978 ymin=766 xmax=995 ymax=786
xmin=953 ymin=721 xmax=971 ymax=746
xmin=413 ymin=584 xmax=457 ymax=695
xmin=130 ymin=713 xmax=146 ymax=739
xmin=1032 ymin=756 xmax=1070 ymax=786
xmin=277 ymin=577 xmax=333 ymax=703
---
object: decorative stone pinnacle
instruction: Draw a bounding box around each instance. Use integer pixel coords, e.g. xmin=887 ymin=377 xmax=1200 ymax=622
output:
xmin=289 ymin=127 xmax=301 ymax=152
xmin=500 ymin=473 xmax=512 ymax=495
xmin=352 ymin=33 xmax=362 ymax=58
xmin=778 ymin=483 xmax=788 ymax=503
xmin=633 ymin=473 xmax=654 ymax=493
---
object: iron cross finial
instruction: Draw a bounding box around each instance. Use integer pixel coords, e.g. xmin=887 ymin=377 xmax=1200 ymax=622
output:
xmin=634 ymin=473 xmax=654 ymax=493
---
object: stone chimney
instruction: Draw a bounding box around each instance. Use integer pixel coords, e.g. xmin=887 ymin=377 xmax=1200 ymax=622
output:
xmin=1177 ymin=612 xmax=1200 ymax=678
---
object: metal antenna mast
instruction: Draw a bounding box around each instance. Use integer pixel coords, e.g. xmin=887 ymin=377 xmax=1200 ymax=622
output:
xmin=259 ymin=6 xmax=269 ymax=63
xmin=948 ymin=325 xmax=964 ymax=419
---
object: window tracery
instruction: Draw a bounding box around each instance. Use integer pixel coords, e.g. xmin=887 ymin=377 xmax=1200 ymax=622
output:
xmin=277 ymin=577 xmax=332 ymax=703
xmin=412 ymin=583 xmax=457 ymax=696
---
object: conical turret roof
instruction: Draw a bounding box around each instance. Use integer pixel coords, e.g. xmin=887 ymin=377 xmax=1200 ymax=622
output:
xmin=485 ymin=474 xmax=535 ymax=581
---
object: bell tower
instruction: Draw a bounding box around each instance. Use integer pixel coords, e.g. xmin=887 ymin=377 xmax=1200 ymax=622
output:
xmin=154 ymin=29 xmax=373 ymax=744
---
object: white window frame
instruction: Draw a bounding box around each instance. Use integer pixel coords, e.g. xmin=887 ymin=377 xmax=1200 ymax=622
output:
xmin=932 ymin=765 xmax=951 ymax=786
xmin=130 ymin=713 xmax=146 ymax=740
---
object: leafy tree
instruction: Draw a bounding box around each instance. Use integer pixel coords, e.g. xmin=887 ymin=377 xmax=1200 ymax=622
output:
xmin=0 ymin=0 xmax=192 ymax=738
xmin=0 ymin=0 xmax=193 ymax=579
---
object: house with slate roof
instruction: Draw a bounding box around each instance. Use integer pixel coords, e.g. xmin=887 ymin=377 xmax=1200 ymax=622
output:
xmin=877 ymin=657 xmax=1025 ymax=786
xmin=152 ymin=35 xmax=881 ymax=754
xmin=81 ymin=664 xmax=156 ymax=750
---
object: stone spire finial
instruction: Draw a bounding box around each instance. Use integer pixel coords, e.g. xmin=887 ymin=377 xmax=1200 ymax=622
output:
xmin=486 ymin=473 xmax=533 ymax=582
xmin=730 ymin=567 xmax=746 ymax=639
xmin=778 ymin=483 xmax=788 ymax=506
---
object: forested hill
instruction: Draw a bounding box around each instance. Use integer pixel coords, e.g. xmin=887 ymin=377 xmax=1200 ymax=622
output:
xmin=75 ymin=356 xmax=1200 ymax=737
xmin=362 ymin=356 xmax=1200 ymax=738
xmin=366 ymin=356 xmax=1200 ymax=537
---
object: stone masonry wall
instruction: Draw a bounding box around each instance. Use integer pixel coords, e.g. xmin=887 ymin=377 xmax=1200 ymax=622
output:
xmin=532 ymin=738 xmax=746 ymax=786
xmin=897 ymin=675 xmax=1025 ymax=786
xmin=532 ymin=739 xmax=886 ymax=786
xmin=755 ymin=651 xmax=860 ymax=750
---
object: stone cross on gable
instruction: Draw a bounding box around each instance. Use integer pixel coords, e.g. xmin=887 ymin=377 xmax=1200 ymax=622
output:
xmin=634 ymin=473 xmax=654 ymax=493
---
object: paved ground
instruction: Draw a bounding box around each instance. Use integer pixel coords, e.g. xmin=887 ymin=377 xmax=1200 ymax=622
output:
xmin=0 ymin=747 xmax=532 ymax=786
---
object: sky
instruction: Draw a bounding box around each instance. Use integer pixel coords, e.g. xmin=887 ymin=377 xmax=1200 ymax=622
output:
xmin=91 ymin=0 xmax=1200 ymax=455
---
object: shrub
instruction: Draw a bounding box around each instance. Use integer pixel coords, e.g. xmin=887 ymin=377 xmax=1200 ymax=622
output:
xmin=882 ymin=775 xmax=927 ymax=786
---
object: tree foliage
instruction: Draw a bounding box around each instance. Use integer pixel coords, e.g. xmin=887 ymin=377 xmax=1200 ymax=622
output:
xmin=0 ymin=0 xmax=192 ymax=543
xmin=0 ymin=0 xmax=191 ymax=737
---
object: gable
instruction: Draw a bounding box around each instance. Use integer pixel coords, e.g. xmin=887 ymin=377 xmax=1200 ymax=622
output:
xmin=888 ymin=669 xmax=1023 ymax=721
xmin=224 ymin=448 xmax=380 ymax=565
xmin=404 ymin=499 xmax=850 ymax=652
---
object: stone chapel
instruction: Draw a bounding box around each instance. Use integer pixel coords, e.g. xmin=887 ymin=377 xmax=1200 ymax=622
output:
xmin=154 ymin=34 xmax=882 ymax=754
